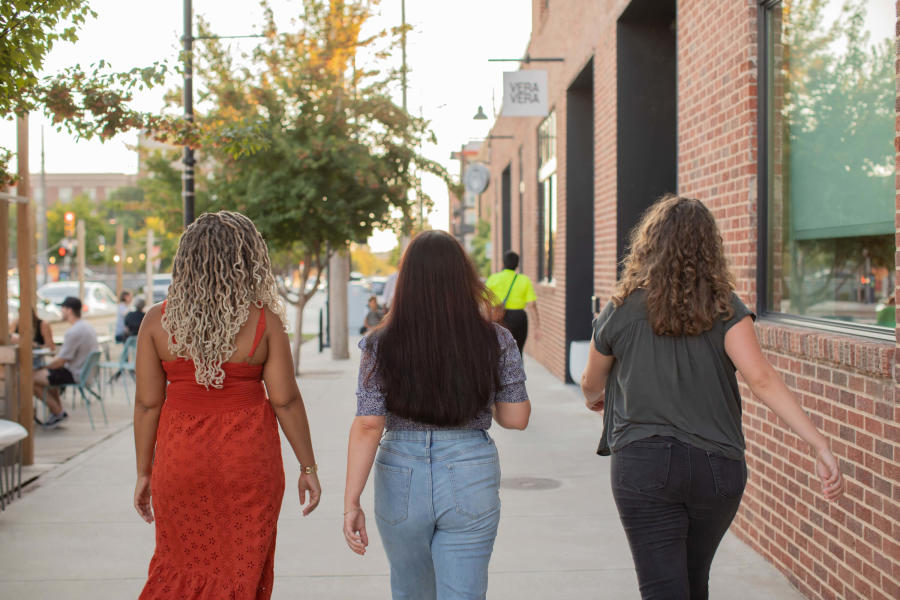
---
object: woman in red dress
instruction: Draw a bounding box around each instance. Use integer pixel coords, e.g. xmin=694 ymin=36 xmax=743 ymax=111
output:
xmin=133 ymin=211 xmax=321 ymax=599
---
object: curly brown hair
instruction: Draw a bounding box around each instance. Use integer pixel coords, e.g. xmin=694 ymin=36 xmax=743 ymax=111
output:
xmin=612 ymin=194 xmax=735 ymax=336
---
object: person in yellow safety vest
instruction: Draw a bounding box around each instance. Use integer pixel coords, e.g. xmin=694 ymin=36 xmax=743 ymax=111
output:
xmin=485 ymin=251 xmax=542 ymax=355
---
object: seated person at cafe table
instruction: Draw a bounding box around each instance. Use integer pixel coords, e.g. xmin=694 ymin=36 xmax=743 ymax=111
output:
xmin=32 ymin=296 xmax=98 ymax=429
xmin=11 ymin=309 xmax=56 ymax=352
xmin=124 ymin=297 xmax=146 ymax=338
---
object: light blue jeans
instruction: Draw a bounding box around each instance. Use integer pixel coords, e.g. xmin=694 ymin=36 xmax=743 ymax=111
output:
xmin=374 ymin=429 xmax=502 ymax=600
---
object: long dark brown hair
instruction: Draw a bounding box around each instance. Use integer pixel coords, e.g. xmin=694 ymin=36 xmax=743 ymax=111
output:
xmin=613 ymin=194 xmax=735 ymax=336
xmin=368 ymin=230 xmax=501 ymax=426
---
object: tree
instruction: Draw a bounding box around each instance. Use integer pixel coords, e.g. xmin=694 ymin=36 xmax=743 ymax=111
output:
xmin=106 ymin=150 xmax=212 ymax=270
xmin=1 ymin=1 xmax=266 ymax=186
xmin=193 ymin=0 xmax=450 ymax=371
xmin=470 ymin=219 xmax=492 ymax=278
xmin=0 ymin=1 xmax=173 ymax=186
xmin=46 ymin=193 xmax=115 ymax=264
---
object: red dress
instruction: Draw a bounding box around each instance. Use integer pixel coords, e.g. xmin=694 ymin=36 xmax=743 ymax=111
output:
xmin=140 ymin=307 xmax=285 ymax=600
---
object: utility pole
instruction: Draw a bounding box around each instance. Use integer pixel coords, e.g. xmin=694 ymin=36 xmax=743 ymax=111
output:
xmin=38 ymin=126 xmax=48 ymax=286
xmin=182 ymin=0 xmax=196 ymax=228
xmin=145 ymin=229 xmax=154 ymax=306
xmin=76 ymin=220 xmax=86 ymax=303
xmin=401 ymin=0 xmax=407 ymax=113
xmin=328 ymin=248 xmax=349 ymax=360
xmin=115 ymin=224 xmax=124 ymax=299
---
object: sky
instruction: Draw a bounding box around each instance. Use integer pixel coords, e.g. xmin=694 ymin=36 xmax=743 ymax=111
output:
xmin=1 ymin=0 xmax=533 ymax=252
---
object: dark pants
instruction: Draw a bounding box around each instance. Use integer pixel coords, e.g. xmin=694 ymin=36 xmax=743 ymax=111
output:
xmin=611 ymin=436 xmax=746 ymax=600
xmin=501 ymin=309 xmax=528 ymax=354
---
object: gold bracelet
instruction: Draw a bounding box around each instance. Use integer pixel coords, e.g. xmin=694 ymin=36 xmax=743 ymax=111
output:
xmin=301 ymin=464 xmax=318 ymax=474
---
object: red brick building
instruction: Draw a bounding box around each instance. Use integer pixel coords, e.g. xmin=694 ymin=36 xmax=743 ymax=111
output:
xmin=481 ymin=1 xmax=898 ymax=598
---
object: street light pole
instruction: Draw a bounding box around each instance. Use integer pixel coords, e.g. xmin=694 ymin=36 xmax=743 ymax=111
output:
xmin=182 ymin=0 xmax=196 ymax=228
xmin=401 ymin=0 xmax=407 ymax=113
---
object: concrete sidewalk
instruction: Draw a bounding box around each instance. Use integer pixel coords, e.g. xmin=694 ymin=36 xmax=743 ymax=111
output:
xmin=0 ymin=337 xmax=804 ymax=599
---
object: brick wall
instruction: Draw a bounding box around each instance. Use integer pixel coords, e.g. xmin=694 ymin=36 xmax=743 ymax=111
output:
xmin=483 ymin=1 xmax=899 ymax=598
xmin=486 ymin=1 xmax=630 ymax=379
xmin=679 ymin=2 xmax=898 ymax=598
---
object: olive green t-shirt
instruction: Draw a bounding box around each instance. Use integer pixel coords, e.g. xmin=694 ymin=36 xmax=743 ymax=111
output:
xmin=593 ymin=289 xmax=755 ymax=460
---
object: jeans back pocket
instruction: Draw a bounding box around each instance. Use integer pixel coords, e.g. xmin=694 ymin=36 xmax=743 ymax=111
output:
xmin=706 ymin=453 xmax=747 ymax=498
xmin=614 ymin=441 xmax=672 ymax=493
xmin=374 ymin=462 xmax=412 ymax=525
xmin=447 ymin=458 xmax=501 ymax=519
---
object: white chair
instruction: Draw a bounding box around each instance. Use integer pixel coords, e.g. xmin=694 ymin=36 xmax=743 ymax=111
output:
xmin=0 ymin=420 xmax=28 ymax=510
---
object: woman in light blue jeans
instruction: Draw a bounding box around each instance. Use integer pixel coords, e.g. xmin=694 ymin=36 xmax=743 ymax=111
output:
xmin=344 ymin=231 xmax=531 ymax=600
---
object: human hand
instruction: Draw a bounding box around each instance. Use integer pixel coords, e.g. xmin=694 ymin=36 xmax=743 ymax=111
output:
xmin=298 ymin=472 xmax=322 ymax=516
xmin=585 ymin=396 xmax=604 ymax=413
xmin=533 ymin=327 xmax=542 ymax=341
xmin=134 ymin=475 xmax=154 ymax=523
xmin=343 ymin=507 xmax=369 ymax=555
xmin=815 ymin=448 xmax=844 ymax=502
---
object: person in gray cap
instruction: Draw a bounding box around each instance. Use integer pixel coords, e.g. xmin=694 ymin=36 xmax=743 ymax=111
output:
xmin=32 ymin=296 xmax=98 ymax=428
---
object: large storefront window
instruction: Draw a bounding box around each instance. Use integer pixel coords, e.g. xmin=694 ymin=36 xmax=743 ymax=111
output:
xmin=538 ymin=111 xmax=557 ymax=282
xmin=764 ymin=0 xmax=896 ymax=329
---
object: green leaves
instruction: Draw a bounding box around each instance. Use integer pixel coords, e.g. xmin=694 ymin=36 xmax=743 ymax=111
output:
xmin=195 ymin=0 xmax=451 ymax=269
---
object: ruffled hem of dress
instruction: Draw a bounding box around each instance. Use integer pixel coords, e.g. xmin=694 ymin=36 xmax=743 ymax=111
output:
xmin=139 ymin=565 xmax=272 ymax=600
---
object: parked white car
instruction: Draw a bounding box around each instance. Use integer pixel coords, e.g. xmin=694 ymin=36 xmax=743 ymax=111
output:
xmin=37 ymin=281 xmax=119 ymax=318
xmin=7 ymin=277 xmax=63 ymax=322
xmin=151 ymin=273 xmax=172 ymax=304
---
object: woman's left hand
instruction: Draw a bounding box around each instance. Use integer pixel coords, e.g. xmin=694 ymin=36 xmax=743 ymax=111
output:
xmin=343 ymin=507 xmax=369 ymax=555
xmin=298 ymin=472 xmax=322 ymax=516
xmin=134 ymin=475 xmax=154 ymax=523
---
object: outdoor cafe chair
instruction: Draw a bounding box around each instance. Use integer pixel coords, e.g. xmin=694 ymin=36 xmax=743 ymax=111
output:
xmin=99 ymin=335 xmax=136 ymax=405
xmin=43 ymin=350 xmax=106 ymax=430
xmin=0 ymin=419 xmax=27 ymax=511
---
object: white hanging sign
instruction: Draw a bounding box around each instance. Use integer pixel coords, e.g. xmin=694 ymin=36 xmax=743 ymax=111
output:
xmin=501 ymin=70 xmax=548 ymax=117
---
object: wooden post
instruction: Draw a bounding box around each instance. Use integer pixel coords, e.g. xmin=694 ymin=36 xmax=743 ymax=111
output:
xmin=145 ymin=229 xmax=154 ymax=305
xmin=16 ymin=115 xmax=34 ymax=465
xmin=328 ymin=245 xmax=350 ymax=360
xmin=0 ymin=197 xmax=7 ymax=344
xmin=76 ymin=219 xmax=86 ymax=303
xmin=115 ymin=224 xmax=124 ymax=298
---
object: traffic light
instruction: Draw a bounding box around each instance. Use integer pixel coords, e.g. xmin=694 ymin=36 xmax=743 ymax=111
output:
xmin=58 ymin=246 xmax=66 ymax=257
xmin=64 ymin=211 xmax=75 ymax=238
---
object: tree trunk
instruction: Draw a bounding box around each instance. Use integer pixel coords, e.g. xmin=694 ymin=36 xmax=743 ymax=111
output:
xmin=291 ymin=295 xmax=306 ymax=376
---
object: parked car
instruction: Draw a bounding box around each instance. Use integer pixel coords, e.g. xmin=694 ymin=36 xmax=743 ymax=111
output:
xmin=151 ymin=273 xmax=172 ymax=303
xmin=366 ymin=276 xmax=388 ymax=306
xmin=7 ymin=277 xmax=63 ymax=322
xmin=37 ymin=281 xmax=118 ymax=318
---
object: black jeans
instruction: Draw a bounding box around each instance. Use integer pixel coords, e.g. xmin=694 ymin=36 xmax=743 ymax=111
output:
xmin=501 ymin=309 xmax=528 ymax=354
xmin=611 ymin=436 xmax=746 ymax=600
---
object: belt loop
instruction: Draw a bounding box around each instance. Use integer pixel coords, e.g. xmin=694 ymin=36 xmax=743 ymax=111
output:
xmin=425 ymin=430 xmax=432 ymax=450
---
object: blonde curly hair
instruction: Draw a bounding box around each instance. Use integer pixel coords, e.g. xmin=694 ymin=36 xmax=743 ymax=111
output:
xmin=161 ymin=211 xmax=287 ymax=388
xmin=613 ymin=194 xmax=735 ymax=336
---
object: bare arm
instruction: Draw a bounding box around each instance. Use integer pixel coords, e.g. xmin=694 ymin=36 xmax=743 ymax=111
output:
xmin=343 ymin=415 xmax=385 ymax=555
xmin=527 ymin=300 xmax=542 ymax=339
xmin=492 ymin=401 xmax=531 ymax=429
xmin=581 ymin=343 xmax=614 ymax=412
xmin=263 ymin=316 xmax=320 ymax=516
xmin=725 ymin=317 xmax=843 ymax=501
xmin=41 ymin=321 xmax=55 ymax=351
xmin=133 ymin=307 xmax=167 ymax=523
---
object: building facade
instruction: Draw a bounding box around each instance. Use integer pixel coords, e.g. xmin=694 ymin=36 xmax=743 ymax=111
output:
xmin=483 ymin=1 xmax=898 ymax=598
xmin=29 ymin=172 xmax=137 ymax=208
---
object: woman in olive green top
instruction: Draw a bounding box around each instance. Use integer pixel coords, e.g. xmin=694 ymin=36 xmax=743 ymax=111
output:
xmin=581 ymin=195 xmax=843 ymax=600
